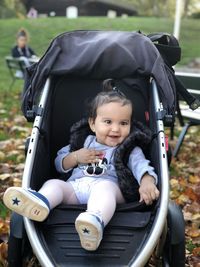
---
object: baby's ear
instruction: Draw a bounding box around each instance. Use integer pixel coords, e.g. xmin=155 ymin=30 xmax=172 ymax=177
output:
xmin=88 ymin=118 xmax=95 ymax=132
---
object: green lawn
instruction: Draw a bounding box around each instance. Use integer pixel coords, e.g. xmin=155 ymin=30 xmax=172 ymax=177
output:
xmin=0 ymin=16 xmax=200 ymax=93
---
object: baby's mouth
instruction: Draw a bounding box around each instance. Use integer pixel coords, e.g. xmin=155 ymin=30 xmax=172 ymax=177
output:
xmin=108 ymin=135 xmax=120 ymax=139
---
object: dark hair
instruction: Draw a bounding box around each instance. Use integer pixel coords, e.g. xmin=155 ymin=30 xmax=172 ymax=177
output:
xmin=16 ymin=28 xmax=29 ymax=39
xmin=89 ymin=79 xmax=132 ymax=120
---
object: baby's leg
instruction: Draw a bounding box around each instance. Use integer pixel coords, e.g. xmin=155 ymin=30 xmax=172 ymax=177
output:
xmin=75 ymin=180 xmax=125 ymax=251
xmin=87 ymin=180 xmax=125 ymax=225
xmin=3 ymin=179 xmax=79 ymax=221
xmin=39 ymin=179 xmax=79 ymax=208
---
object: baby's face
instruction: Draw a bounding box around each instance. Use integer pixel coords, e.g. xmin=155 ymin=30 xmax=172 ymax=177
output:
xmin=89 ymin=102 xmax=132 ymax=147
xmin=17 ymin=36 xmax=27 ymax=48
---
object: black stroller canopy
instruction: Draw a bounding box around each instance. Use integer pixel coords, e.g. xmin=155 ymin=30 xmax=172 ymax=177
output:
xmin=22 ymin=30 xmax=176 ymax=116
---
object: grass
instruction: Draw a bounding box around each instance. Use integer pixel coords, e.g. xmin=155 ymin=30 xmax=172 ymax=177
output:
xmin=0 ymin=202 xmax=8 ymax=220
xmin=0 ymin=16 xmax=200 ymax=94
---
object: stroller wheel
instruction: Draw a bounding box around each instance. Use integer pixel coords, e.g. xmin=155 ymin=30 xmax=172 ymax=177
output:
xmin=8 ymin=233 xmax=34 ymax=267
xmin=162 ymin=201 xmax=185 ymax=267
xmin=8 ymin=212 xmax=33 ymax=267
xmin=170 ymin=240 xmax=185 ymax=266
xmin=162 ymin=239 xmax=185 ymax=267
xmin=8 ymin=234 xmax=23 ymax=267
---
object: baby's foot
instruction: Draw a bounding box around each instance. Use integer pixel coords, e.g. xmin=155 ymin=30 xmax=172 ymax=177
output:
xmin=3 ymin=187 xmax=50 ymax=222
xmin=75 ymin=212 xmax=104 ymax=251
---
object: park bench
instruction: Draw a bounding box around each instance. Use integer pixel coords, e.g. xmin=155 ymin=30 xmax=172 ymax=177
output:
xmin=5 ymin=56 xmax=28 ymax=89
xmin=5 ymin=56 xmax=38 ymax=89
xmin=173 ymin=71 xmax=200 ymax=157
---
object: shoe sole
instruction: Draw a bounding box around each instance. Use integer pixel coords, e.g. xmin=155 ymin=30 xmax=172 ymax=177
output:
xmin=3 ymin=187 xmax=49 ymax=222
xmin=75 ymin=215 xmax=102 ymax=251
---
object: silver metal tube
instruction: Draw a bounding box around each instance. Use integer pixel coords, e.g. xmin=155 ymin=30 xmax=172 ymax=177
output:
xmin=175 ymin=71 xmax=200 ymax=78
xmin=22 ymin=78 xmax=55 ymax=267
xmin=130 ymin=80 xmax=169 ymax=266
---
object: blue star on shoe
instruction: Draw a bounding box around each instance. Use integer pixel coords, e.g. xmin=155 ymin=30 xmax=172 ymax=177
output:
xmin=12 ymin=197 xmax=20 ymax=205
xmin=75 ymin=212 xmax=104 ymax=251
xmin=82 ymin=228 xmax=90 ymax=234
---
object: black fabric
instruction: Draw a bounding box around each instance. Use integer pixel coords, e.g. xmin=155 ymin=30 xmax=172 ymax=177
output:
xmin=22 ymin=30 xmax=176 ymax=116
xmin=45 ymin=208 xmax=151 ymax=228
xmin=11 ymin=45 xmax=35 ymax=58
xmin=67 ymin=118 xmax=152 ymax=202
xmin=114 ymin=121 xmax=152 ymax=202
xmin=147 ymin=32 xmax=197 ymax=108
xmin=147 ymin=32 xmax=181 ymax=66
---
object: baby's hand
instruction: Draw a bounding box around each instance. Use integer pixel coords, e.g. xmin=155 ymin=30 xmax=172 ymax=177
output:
xmin=75 ymin=148 xmax=104 ymax=164
xmin=139 ymin=174 xmax=160 ymax=205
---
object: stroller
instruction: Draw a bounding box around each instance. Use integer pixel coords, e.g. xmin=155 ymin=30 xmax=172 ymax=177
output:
xmin=8 ymin=31 xmax=185 ymax=267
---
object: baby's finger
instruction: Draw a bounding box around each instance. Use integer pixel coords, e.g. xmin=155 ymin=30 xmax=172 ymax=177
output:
xmin=94 ymin=150 xmax=105 ymax=159
xmin=144 ymin=198 xmax=152 ymax=205
xmin=155 ymin=188 xmax=160 ymax=198
xmin=139 ymin=195 xmax=144 ymax=203
xmin=152 ymin=188 xmax=160 ymax=200
xmin=150 ymin=190 xmax=157 ymax=201
xmin=141 ymin=192 xmax=152 ymax=205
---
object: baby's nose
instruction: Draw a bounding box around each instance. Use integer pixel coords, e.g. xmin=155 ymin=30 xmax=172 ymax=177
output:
xmin=111 ymin=124 xmax=119 ymax=132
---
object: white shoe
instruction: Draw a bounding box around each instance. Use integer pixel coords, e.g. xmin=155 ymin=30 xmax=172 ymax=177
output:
xmin=75 ymin=212 xmax=104 ymax=251
xmin=3 ymin=187 xmax=49 ymax=222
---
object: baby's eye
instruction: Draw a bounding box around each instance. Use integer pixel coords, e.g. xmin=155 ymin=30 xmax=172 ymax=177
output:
xmin=121 ymin=121 xmax=129 ymax=126
xmin=104 ymin=120 xmax=111 ymax=124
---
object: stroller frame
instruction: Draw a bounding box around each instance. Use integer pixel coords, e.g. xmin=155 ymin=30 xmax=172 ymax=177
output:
xmin=21 ymin=78 xmax=169 ymax=267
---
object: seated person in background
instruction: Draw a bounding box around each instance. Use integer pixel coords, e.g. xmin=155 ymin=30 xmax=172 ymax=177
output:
xmin=12 ymin=28 xmax=36 ymax=59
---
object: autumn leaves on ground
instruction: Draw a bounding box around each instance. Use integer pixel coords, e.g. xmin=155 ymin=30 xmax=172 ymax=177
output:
xmin=0 ymin=90 xmax=200 ymax=267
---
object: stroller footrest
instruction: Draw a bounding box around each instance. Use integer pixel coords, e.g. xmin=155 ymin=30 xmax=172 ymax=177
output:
xmin=38 ymin=208 xmax=152 ymax=266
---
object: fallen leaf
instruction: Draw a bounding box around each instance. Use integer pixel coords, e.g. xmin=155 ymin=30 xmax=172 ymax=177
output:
xmin=0 ymin=218 xmax=9 ymax=235
xmin=9 ymin=126 xmax=30 ymax=135
xmin=0 ymin=152 xmax=6 ymax=161
xmin=186 ymin=228 xmax=200 ymax=238
xmin=187 ymin=255 xmax=200 ymax=267
xmin=176 ymin=193 xmax=191 ymax=206
xmin=13 ymin=178 xmax=22 ymax=187
xmin=0 ymin=163 xmax=13 ymax=174
xmin=13 ymin=115 xmax=27 ymax=125
xmin=193 ymin=247 xmax=200 ymax=257
xmin=189 ymin=175 xmax=200 ymax=184
xmin=184 ymin=211 xmax=193 ymax=222
xmin=0 ymin=174 xmax=10 ymax=181
xmin=170 ymin=189 xmax=180 ymax=199
xmin=184 ymin=203 xmax=200 ymax=214
xmin=0 ymin=242 xmax=8 ymax=267
xmin=185 ymin=188 xmax=198 ymax=202
xmin=15 ymin=163 xmax=25 ymax=172
xmin=7 ymin=150 xmax=20 ymax=157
